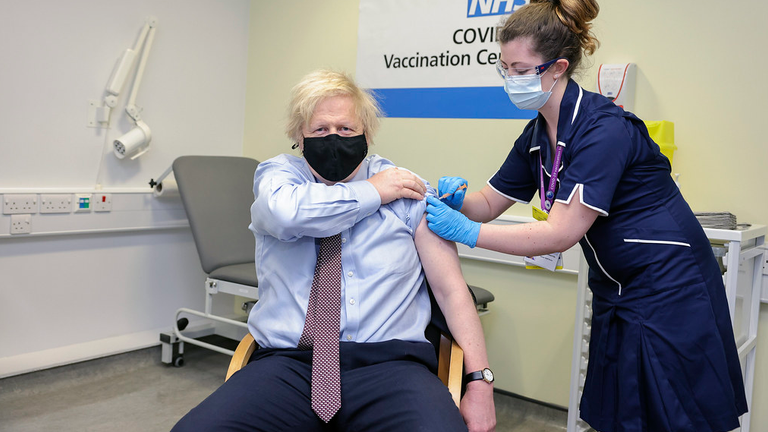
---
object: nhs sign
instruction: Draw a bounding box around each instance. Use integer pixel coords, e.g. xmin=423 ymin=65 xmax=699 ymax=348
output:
xmin=357 ymin=0 xmax=538 ymax=119
xmin=467 ymin=0 xmax=528 ymax=18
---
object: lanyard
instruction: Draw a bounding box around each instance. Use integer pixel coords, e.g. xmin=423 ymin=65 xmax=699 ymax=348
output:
xmin=533 ymin=84 xmax=581 ymax=213
xmin=539 ymin=142 xmax=565 ymax=212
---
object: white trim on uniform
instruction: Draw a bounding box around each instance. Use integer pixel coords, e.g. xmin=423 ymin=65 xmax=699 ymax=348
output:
xmin=486 ymin=180 xmax=531 ymax=204
xmin=531 ymin=145 xmax=565 ymax=179
xmin=572 ymin=86 xmax=583 ymax=124
xmin=624 ymin=239 xmax=691 ymax=247
xmin=556 ymin=183 xmax=609 ymax=216
xmin=584 ymin=233 xmax=623 ymax=295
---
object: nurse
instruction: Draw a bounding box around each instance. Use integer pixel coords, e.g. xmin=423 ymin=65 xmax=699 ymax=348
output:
xmin=425 ymin=0 xmax=748 ymax=431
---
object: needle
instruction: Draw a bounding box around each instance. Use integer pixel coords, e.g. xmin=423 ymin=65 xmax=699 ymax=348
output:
xmin=439 ymin=184 xmax=467 ymax=200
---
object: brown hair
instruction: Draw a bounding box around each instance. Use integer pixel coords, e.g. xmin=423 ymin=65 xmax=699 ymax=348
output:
xmin=497 ymin=0 xmax=600 ymax=76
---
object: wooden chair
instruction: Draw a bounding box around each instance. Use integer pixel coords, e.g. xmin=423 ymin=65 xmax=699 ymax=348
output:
xmin=225 ymin=330 xmax=465 ymax=407
xmin=224 ymin=283 xmax=494 ymax=407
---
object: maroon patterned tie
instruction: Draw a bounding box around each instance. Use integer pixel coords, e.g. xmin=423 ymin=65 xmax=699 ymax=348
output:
xmin=297 ymin=234 xmax=342 ymax=423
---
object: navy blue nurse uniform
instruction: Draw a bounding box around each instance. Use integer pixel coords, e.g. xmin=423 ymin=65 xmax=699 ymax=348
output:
xmin=489 ymin=80 xmax=747 ymax=432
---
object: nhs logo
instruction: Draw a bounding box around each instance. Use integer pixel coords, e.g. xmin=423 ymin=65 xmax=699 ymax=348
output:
xmin=467 ymin=0 xmax=528 ymax=18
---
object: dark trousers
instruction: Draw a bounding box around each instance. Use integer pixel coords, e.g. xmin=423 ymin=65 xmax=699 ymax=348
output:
xmin=172 ymin=340 xmax=467 ymax=432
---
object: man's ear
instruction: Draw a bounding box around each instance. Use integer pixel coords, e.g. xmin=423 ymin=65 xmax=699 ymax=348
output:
xmin=294 ymin=136 xmax=304 ymax=152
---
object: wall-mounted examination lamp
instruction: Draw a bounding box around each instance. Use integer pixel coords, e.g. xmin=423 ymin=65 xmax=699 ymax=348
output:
xmin=102 ymin=16 xmax=158 ymax=160
xmin=114 ymin=120 xmax=151 ymax=159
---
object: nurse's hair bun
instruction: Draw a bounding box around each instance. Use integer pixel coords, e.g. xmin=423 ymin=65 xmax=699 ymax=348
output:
xmin=499 ymin=0 xmax=600 ymax=76
xmin=545 ymin=0 xmax=600 ymax=56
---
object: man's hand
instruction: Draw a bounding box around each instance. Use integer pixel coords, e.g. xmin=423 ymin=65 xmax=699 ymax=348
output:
xmin=460 ymin=381 xmax=496 ymax=432
xmin=366 ymin=167 xmax=426 ymax=204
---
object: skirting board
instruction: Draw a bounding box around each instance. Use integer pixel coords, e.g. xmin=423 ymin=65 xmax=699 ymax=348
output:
xmin=0 ymin=327 xmax=167 ymax=379
xmin=0 ymin=318 xmax=249 ymax=379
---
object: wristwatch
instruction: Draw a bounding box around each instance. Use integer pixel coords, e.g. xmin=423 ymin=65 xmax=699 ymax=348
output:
xmin=464 ymin=367 xmax=494 ymax=384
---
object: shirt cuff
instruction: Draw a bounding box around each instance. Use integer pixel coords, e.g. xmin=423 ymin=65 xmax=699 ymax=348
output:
xmin=346 ymin=180 xmax=381 ymax=222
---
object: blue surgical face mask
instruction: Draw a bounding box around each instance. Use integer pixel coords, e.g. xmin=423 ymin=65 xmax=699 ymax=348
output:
xmin=503 ymin=71 xmax=558 ymax=111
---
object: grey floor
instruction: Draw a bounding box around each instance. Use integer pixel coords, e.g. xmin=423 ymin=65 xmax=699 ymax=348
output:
xmin=0 ymin=336 xmax=567 ymax=432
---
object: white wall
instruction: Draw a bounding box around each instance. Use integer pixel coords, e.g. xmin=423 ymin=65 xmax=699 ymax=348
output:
xmin=0 ymin=0 xmax=250 ymax=377
xmin=0 ymin=0 xmax=249 ymax=189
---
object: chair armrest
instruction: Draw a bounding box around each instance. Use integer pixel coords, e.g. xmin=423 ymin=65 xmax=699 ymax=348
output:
xmin=226 ymin=332 xmax=257 ymax=381
xmin=437 ymin=332 xmax=464 ymax=408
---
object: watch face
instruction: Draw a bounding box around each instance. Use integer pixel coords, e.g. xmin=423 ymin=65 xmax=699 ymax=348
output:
xmin=482 ymin=368 xmax=494 ymax=382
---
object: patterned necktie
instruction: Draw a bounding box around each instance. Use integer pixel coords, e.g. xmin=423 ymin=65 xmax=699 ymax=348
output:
xmin=297 ymin=234 xmax=343 ymax=423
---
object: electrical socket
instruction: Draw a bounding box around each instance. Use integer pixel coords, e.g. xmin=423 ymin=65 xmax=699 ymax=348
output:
xmin=11 ymin=214 xmax=32 ymax=234
xmin=92 ymin=193 xmax=113 ymax=212
xmin=40 ymin=194 xmax=72 ymax=214
xmin=3 ymin=194 xmax=38 ymax=214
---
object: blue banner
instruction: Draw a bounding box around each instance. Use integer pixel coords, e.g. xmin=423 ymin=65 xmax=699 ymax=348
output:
xmin=372 ymin=86 xmax=536 ymax=120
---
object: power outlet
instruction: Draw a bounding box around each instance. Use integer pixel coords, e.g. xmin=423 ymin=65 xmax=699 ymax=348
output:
xmin=40 ymin=194 xmax=72 ymax=214
xmin=11 ymin=214 xmax=32 ymax=234
xmin=3 ymin=194 xmax=38 ymax=214
xmin=92 ymin=193 xmax=113 ymax=212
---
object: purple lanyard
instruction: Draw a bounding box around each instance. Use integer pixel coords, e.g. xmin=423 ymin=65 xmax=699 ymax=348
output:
xmin=539 ymin=142 xmax=565 ymax=213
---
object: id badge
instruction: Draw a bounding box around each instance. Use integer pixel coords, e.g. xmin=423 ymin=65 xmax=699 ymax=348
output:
xmin=524 ymin=252 xmax=563 ymax=271
xmin=525 ymin=206 xmax=563 ymax=271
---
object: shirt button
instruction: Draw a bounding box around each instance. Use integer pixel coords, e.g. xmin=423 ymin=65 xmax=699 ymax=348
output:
xmin=349 ymin=298 xmax=356 ymax=305
xmin=347 ymin=271 xmax=354 ymax=277
xmin=346 ymin=335 xmax=353 ymax=341
xmin=341 ymin=237 xmax=347 ymax=243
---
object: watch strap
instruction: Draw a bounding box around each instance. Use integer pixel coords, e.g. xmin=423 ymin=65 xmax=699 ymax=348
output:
xmin=464 ymin=370 xmax=485 ymax=383
xmin=464 ymin=368 xmax=493 ymax=385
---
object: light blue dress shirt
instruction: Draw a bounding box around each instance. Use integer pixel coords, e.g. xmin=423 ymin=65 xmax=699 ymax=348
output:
xmin=247 ymin=153 xmax=437 ymax=349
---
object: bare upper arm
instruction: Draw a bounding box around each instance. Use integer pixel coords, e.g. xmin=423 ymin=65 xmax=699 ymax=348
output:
xmin=414 ymin=215 xmax=465 ymax=295
xmin=546 ymin=188 xmax=600 ymax=250
xmin=414 ymin=215 xmax=460 ymax=268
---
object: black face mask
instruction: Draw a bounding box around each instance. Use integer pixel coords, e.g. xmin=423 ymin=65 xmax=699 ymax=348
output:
xmin=302 ymin=134 xmax=368 ymax=182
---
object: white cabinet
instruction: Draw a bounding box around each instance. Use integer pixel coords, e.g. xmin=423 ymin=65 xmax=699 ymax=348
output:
xmin=567 ymin=225 xmax=766 ymax=432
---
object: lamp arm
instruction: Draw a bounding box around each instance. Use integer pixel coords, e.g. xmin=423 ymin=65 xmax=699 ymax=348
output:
xmin=104 ymin=49 xmax=135 ymax=109
xmin=104 ymin=17 xmax=154 ymax=109
xmin=132 ymin=19 xmax=152 ymax=52
xmin=126 ymin=19 xmax=157 ymax=122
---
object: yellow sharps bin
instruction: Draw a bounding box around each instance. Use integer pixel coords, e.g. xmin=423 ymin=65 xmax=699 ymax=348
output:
xmin=644 ymin=120 xmax=677 ymax=165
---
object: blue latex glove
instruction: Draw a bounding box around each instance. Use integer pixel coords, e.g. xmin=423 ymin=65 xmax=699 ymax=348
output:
xmin=425 ymin=196 xmax=481 ymax=248
xmin=438 ymin=176 xmax=467 ymax=211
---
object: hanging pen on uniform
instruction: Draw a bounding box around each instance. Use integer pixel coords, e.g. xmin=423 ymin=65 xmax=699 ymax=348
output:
xmin=439 ymin=184 xmax=467 ymax=200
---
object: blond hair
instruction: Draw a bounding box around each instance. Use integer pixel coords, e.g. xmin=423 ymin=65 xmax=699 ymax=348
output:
xmin=498 ymin=0 xmax=600 ymax=77
xmin=285 ymin=70 xmax=382 ymax=145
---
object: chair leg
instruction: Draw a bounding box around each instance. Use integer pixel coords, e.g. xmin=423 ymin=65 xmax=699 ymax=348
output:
xmin=160 ymin=331 xmax=185 ymax=367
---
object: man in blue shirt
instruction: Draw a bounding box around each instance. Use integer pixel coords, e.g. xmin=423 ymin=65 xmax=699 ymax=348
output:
xmin=172 ymin=70 xmax=496 ymax=432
